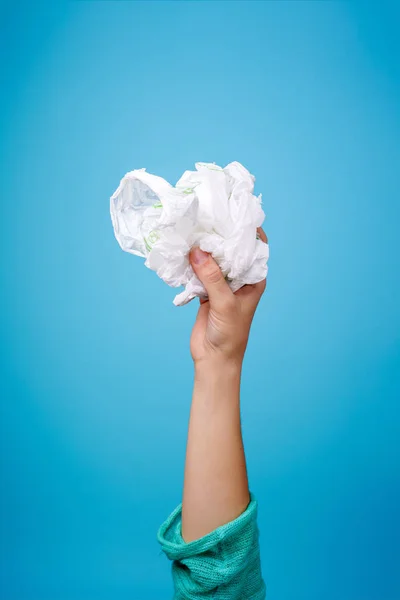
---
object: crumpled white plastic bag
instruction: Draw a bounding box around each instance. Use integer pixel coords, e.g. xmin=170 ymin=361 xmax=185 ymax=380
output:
xmin=110 ymin=161 xmax=269 ymax=306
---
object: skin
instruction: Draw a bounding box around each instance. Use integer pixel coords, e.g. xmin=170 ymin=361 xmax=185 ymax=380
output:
xmin=181 ymin=228 xmax=268 ymax=542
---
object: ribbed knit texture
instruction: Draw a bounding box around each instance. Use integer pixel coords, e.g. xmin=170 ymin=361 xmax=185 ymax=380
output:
xmin=157 ymin=493 xmax=266 ymax=599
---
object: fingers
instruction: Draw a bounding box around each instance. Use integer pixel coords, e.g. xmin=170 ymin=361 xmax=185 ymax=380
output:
xmin=257 ymin=227 xmax=268 ymax=244
xmin=190 ymin=248 xmax=234 ymax=313
xmin=190 ymin=227 xmax=267 ymax=313
xmin=236 ymin=279 xmax=266 ymax=311
xmin=236 ymin=227 xmax=268 ymax=312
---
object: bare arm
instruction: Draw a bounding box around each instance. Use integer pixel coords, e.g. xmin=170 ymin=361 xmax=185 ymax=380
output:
xmin=182 ymin=360 xmax=248 ymax=542
xmin=181 ymin=231 xmax=267 ymax=542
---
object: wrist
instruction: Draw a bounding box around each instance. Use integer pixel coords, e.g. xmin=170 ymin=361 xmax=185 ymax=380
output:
xmin=194 ymin=356 xmax=243 ymax=383
xmin=193 ymin=358 xmax=242 ymax=408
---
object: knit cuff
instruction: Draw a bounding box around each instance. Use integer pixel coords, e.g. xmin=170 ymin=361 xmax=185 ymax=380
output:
xmin=157 ymin=493 xmax=258 ymax=561
xmin=157 ymin=493 xmax=266 ymax=598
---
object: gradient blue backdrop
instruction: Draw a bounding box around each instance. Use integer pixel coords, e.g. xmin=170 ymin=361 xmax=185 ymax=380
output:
xmin=1 ymin=1 xmax=399 ymax=599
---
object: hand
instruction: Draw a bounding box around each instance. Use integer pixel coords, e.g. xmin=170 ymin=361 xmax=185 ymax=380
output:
xmin=190 ymin=228 xmax=268 ymax=367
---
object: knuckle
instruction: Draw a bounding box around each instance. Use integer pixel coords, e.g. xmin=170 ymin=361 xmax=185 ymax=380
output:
xmin=206 ymin=265 xmax=224 ymax=285
xmin=258 ymin=279 xmax=267 ymax=295
xmin=221 ymin=295 xmax=237 ymax=313
xmin=258 ymin=227 xmax=268 ymax=244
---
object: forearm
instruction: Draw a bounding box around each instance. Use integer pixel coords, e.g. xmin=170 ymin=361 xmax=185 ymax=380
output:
xmin=181 ymin=358 xmax=250 ymax=542
xmin=158 ymin=245 xmax=267 ymax=597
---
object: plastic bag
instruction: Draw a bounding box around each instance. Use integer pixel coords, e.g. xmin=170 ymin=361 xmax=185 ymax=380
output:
xmin=110 ymin=161 xmax=269 ymax=306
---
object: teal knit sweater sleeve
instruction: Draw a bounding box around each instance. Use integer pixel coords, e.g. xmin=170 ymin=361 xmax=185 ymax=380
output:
xmin=157 ymin=493 xmax=266 ymax=599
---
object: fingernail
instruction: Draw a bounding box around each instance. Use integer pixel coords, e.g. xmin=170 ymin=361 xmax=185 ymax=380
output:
xmin=191 ymin=247 xmax=209 ymax=265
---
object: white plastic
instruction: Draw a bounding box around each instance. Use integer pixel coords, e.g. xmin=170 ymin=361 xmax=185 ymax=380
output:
xmin=110 ymin=161 xmax=269 ymax=306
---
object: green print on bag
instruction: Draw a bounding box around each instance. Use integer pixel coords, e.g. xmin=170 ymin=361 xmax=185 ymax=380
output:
xmin=197 ymin=162 xmax=223 ymax=172
xmin=144 ymin=230 xmax=160 ymax=252
xmin=177 ymin=181 xmax=200 ymax=195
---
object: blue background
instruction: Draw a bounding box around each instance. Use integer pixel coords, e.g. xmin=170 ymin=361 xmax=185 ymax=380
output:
xmin=1 ymin=1 xmax=399 ymax=599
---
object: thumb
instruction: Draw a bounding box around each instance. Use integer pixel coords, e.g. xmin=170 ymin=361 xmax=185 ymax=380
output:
xmin=190 ymin=247 xmax=233 ymax=312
